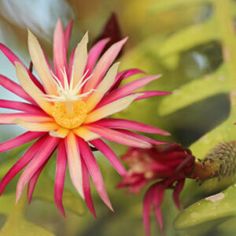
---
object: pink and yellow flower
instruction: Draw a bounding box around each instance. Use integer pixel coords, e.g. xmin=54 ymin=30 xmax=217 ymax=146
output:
xmin=0 ymin=20 xmax=170 ymax=216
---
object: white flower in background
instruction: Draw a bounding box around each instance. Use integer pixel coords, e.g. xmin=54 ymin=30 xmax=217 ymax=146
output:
xmin=0 ymin=0 xmax=74 ymax=41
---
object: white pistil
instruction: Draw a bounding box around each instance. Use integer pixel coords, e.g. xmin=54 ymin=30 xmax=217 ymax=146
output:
xmin=43 ymin=68 xmax=95 ymax=102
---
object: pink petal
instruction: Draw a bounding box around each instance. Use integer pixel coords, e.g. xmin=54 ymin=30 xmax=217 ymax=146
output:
xmin=86 ymin=38 xmax=110 ymax=72
xmin=54 ymin=141 xmax=67 ymax=216
xmin=95 ymin=118 xmax=170 ymax=136
xmin=53 ymin=20 xmax=67 ymax=82
xmin=172 ymin=179 xmax=185 ymax=209
xmin=0 ymin=74 xmax=33 ymax=103
xmin=0 ymin=136 xmax=46 ymax=195
xmin=120 ymin=130 xmax=166 ymax=146
xmin=90 ymin=139 xmax=126 ymax=176
xmin=88 ymin=125 xmax=151 ymax=148
xmin=135 ymin=90 xmax=172 ymax=101
xmin=0 ymin=99 xmax=44 ymax=114
xmin=83 ymin=38 xmax=127 ymax=92
xmin=81 ymin=158 xmax=96 ymax=217
xmin=27 ymin=163 xmax=45 ymax=203
xmin=16 ymin=136 xmax=59 ymax=202
xmin=111 ymin=68 xmax=144 ymax=90
xmin=78 ymin=137 xmax=113 ymax=211
xmin=64 ymin=20 xmax=73 ymax=51
xmin=98 ymin=75 xmax=160 ymax=107
xmin=143 ymin=188 xmax=153 ymax=236
xmin=0 ymin=131 xmax=44 ymax=152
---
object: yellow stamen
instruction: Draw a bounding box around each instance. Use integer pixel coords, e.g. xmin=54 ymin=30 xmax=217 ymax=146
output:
xmin=52 ymin=100 xmax=87 ymax=129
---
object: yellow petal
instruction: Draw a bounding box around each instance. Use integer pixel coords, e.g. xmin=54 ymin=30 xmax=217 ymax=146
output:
xmin=28 ymin=30 xmax=57 ymax=95
xmin=86 ymin=62 xmax=119 ymax=112
xmin=84 ymin=94 xmax=140 ymax=124
xmin=73 ymin=126 xmax=99 ymax=141
xmin=50 ymin=127 xmax=69 ymax=138
xmin=15 ymin=62 xmax=53 ymax=114
xmin=17 ymin=121 xmax=59 ymax=132
xmin=71 ymin=32 xmax=88 ymax=88
xmin=65 ymin=133 xmax=84 ymax=198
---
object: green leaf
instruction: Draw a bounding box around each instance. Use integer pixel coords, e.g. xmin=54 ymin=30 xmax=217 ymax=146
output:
xmin=175 ymin=185 xmax=236 ymax=230
xmin=158 ymin=65 xmax=229 ymax=116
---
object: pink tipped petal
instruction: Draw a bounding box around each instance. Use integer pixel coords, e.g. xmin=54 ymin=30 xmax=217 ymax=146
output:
xmin=53 ymin=20 xmax=67 ymax=82
xmin=135 ymin=90 xmax=172 ymax=101
xmin=0 ymin=100 xmax=43 ymax=114
xmin=83 ymin=37 xmax=127 ymax=92
xmin=54 ymin=141 xmax=67 ymax=216
xmin=17 ymin=122 xmax=59 ymax=132
xmin=65 ymin=133 xmax=84 ymax=199
xmin=86 ymin=38 xmax=110 ymax=72
xmin=86 ymin=62 xmax=119 ymax=112
xmin=28 ymin=31 xmax=57 ymax=95
xmin=99 ymin=75 xmax=160 ymax=106
xmin=78 ymin=138 xmax=113 ymax=210
xmin=81 ymin=158 xmax=96 ymax=217
xmin=0 ymin=131 xmax=44 ymax=152
xmin=0 ymin=113 xmax=53 ymax=124
xmin=64 ymin=20 xmax=73 ymax=51
xmin=16 ymin=137 xmax=58 ymax=202
xmin=88 ymin=125 xmax=151 ymax=148
xmin=90 ymin=139 xmax=126 ymax=176
xmin=95 ymin=118 xmax=170 ymax=136
xmin=0 ymin=136 xmax=46 ymax=195
xmin=85 ymin=94 xmax=140 ymax=124
xmin=0 ymin=75 xmax=34 ymax=103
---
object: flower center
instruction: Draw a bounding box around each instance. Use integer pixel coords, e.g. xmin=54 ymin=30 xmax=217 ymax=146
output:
xmin=52 ymin=100 xmax=87 ymax=129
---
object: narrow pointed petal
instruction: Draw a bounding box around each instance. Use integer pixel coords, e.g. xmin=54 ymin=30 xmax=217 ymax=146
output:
xmin=86 ymin=38 xmax=109 ymax=72
xmin=73 ymin=127 xmax=99 ymax=141
xmin=27 ymin=163 xmax=45 ymax=203
xmin=0 ymin=75 xmax=33 ymax=103
xmin=136 ymin=90 xmax=172 ymax=101
xmin=86 ymin=62 xmax=119 ymax=112
xmin=85 ymin=94 xmax=140 ymax=124
xmin=53 ymin=20 xmax=67 ymax=82
xmin=15 ymin=62 xmax=53 ymax=113
xmin=0 ymin=100 xmax=44 ymax=114
xmin=121 ymin=130 xmax=166 ymax=146
xmin=143 ymin=189 xmax=153 ymax=236
xmin=90 ymin=139 xmax=126 ymax=176
xmin=83 ymin=38 xmax=127 ymax=92
xmin=99 ymin=75 xmax=160 ymax=106
xmin=17 ymin=122 xmax=59 ymax=132
xmin=65 ymin=133 xmax=84 ymax=199
xmin=71 ymin=33 xmax=88 ymax=88
xmin=88 ymin=125 xmax=151 ymax=148
xmin=64 ymin=20 xmax=73 ymax=52
xmin=0 ymin=136 xmax=46 ymax=195
xmin=111 ymin=68 xmax=144 ymax=91
xmin=0 ymin=131 xmax=44 ymax=152
xmin=172 ymin=179 xmax=185 ymax=209
xmin=28 ymin=31 xmax=57 ymax=94
xmin=0 ymin=113 xmax=53 ymax=124
xmin=95 ymin=118 xmax=170 ymax=136
xmin=78 ymin=138 xmax=113 ymax=210
xmin=81 ymin=159 xmax=96 ymax=217
xmin=0 ymin=43 xmax=23 ymax=65
xmin=16 ymin=137 xmax=58 ymax=202
xmin=54 ymin=141 xmax=67 ymax=216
